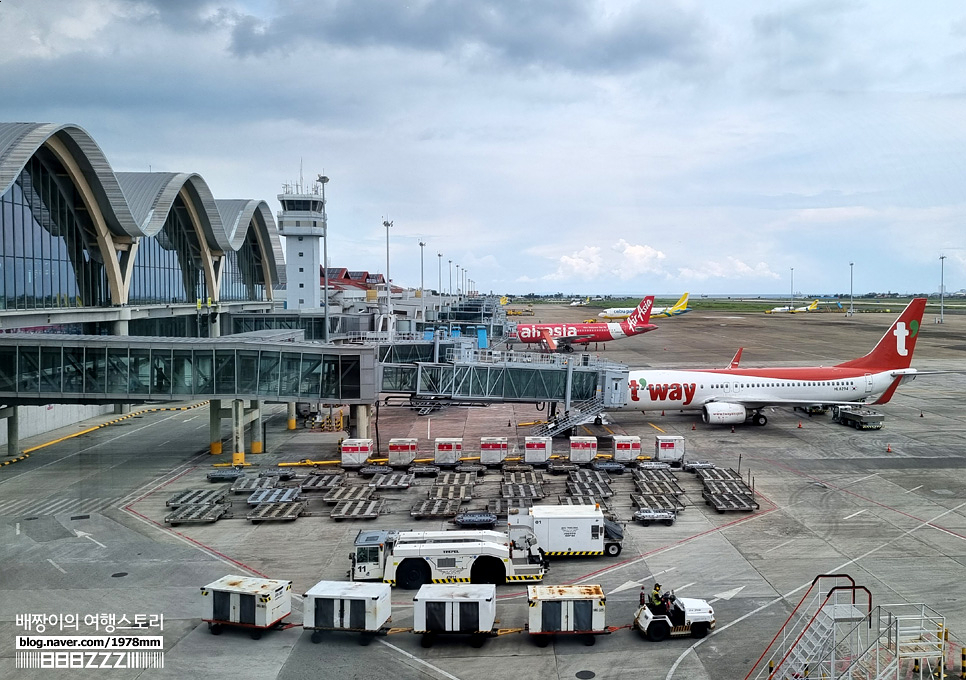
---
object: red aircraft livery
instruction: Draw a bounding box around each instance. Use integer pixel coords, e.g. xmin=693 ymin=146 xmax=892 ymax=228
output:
xmin=509 ymin=296 xmax=656 ymax=352
xmin=619 ymin=298 xmax=927 ymax=427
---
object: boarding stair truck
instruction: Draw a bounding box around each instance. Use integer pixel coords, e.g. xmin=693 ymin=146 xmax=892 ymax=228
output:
xmin=507 ymin=505 xmax=624 ymax=557
xmin=831 ymin=405 xmax=884 ymax=430
xmin=654 ymin=435 xmax=685 ymax=467
xmin=349 ymin=529 xmax=548 ymax=590
xmin=633 ymin=591 xmax=715 ymax=641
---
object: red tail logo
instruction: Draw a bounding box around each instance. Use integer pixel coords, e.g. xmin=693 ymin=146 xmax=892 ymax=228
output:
xmin=836 ymin=298 xmax=926 ymax=371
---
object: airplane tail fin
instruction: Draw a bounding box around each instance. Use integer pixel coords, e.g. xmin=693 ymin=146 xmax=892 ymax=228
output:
xmin=672 ymin=292 xmax=690 ymax=311
xmin=627 ymin=296 xmax=655 ymax=328
xmin=809 ymin=300 xmax=818 ymax=311
xmin=835 ymin=298 xmax=927 ymax=371
xmin=500 ymin=296 xmax=508 ymax=305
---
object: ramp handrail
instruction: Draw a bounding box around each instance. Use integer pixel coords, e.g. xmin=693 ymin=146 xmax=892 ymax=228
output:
xmin=744 ymin=574 xmax=857 ymax=680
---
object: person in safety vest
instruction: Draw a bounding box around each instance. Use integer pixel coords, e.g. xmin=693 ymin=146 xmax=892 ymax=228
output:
xmin=649 ymin=583 xmax=664 ymax=613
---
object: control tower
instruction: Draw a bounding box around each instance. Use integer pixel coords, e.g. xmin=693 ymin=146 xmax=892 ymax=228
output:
xmin=277 ymin=177 xmax=328 ymax=310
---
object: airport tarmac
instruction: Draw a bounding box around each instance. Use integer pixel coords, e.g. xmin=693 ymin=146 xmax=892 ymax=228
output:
xmin=1 ymin=304 xmax=965 ymax=680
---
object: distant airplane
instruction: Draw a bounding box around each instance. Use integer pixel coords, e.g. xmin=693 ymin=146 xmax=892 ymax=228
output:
xmin=599 ymin=293 xmax=691 ymax=320
xmin=569 ymin=297 xmax=590 ymax=306
xmin=616 ymin=298 xmax=927 ymax=426
xmin=500 ymin=296 xmax=509 ymax=305
xmin=509 ymin=296 xmax=656 ymax=353
xmin=765 ymin=299 xmax=819 ymax=314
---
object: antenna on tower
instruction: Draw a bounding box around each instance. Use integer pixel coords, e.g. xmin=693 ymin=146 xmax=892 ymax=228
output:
xmin=299 ymin=158 xmax=303 ymax=192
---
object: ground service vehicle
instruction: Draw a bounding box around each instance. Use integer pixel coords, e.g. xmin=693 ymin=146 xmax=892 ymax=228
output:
xmin=634 ymin=592 xmax=715 ymax=641
xmin=508 ymin=505 xmax=624 ymax=557
xmin=633 ymin=508 xmax=676 ymax=526
xmin=349 ymin=529 xmax=547 ymax=589
xmin=832 ymin=405 xmax=884 ymax=430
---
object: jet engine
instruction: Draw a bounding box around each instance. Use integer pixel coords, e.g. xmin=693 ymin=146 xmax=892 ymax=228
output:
xmin=702 ymin=402 xmax=747 ymax=425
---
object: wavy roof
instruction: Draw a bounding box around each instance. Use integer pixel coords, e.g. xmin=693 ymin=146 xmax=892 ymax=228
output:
xmin=0 ymin=122 xmax=282 ymax=286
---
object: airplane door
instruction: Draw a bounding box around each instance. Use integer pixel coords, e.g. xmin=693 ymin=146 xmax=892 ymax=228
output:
xmin=723 ymin=382 xmax=730 ymax=394
xmin=865 ymin=373 xmax=873 ymax=393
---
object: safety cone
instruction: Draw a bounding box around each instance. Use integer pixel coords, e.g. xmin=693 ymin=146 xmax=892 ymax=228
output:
xmin=730 ymin=425 xmax=735 ymax=433
xmin=661 ymin=410 xmax=665 ymax=416
xmin=920 ymin=410 xmax=924 ymax=418
xmin=886 ymin=444 xmax=892 ymax=453
xmin=798 ymin=421 xmax=802 ymax=429
xmin=508 ymin=420 xmax=512 ymax=427
xmin=691 ymin=423 xmax=696 ymax=431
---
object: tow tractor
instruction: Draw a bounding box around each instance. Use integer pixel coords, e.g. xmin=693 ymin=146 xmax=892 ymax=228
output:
xmin=633 ymin=592 xmax=715 ymax=641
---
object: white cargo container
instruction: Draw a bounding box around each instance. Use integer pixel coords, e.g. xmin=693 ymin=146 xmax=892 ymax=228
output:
xmin=201 ymin=574 xmax=292 ymax=638
xmin=612 ymin=435 xmax=641 ymax=463
xmin=433 ymin=437 xmax=463 ymax=466
xmin=568 ymin=436 xmax=598 ymax=464
xmin=388 ymin=438 xmax=419 ymax=467
xmin=527 ymin=584 xmax=607 ymax=644
xmin=524 ymin=436 xmax=552 ymax=465
xmin=413 ymin=583 xmax=497 ymax=647
xmin=654 ymin=435 xmax=685 ymax=466
xmin=508 ymin=505 xmax=623 ymax=557
xmin=479 ymin=437 xmax=508 ymax=465
xmin=303 ymin=580 xmax=391 ymax=643
xmin=341 ymin=438 xmax=374 ymax=468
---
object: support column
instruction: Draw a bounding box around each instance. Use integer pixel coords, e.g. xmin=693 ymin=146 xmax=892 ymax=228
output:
xmin=231 ymin=399 xmax=246 ymax=466
xmin=209 ymin=311 xmax=221 ymax=338
xmin=210 ymin=399 xmax=223 ymax=454
xmin=2 ymin=406 xmax=18 ymax=457
xmin=287 ymin=402 xmax=297 ymax=430
xmin=353 ymin=404 xmax=371 ymax=439
xmin=250 ymin=400 xmax=263 ymax=454
xmin=113 ymin=403 xmax=130 ymax=415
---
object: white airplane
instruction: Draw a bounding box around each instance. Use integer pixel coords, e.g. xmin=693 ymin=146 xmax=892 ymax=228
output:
xmin=570 ymin=297 xmax=590 ymax=306
xmin=599 ymin=293 xmax=691 ymax=320
xmin=765 ymin=299 xmax=819 ymax=314
xmin=617 ymin=298 xmax=926 ymax=427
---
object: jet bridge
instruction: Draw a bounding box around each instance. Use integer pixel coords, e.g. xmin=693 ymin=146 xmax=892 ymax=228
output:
xmin=379 ymin=348 xmax=629 ymax=425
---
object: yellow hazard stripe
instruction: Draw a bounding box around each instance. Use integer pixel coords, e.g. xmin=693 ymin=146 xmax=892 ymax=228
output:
xmin=544 ymin=551 xmax=604 ymax=556
xmin=507 ymin=574 xmax=544 ymax=581
xmin=431 ymin=578 xmax=472 ymax=584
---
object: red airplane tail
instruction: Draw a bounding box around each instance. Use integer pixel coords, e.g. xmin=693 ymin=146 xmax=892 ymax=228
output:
xmin=626 ymin=296 xmax=655 ymax=329
xmin=835 ymin=298 xmax=927 ymax=371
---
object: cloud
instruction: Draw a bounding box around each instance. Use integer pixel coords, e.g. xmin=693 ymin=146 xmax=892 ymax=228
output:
xmin=677 ymin=257 xmax=780 ymax=282
xmin=226 ymin=0 xmax=710 ymax=75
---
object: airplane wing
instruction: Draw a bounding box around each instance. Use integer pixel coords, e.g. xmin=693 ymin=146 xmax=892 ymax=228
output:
xmin=553 ymin=333 xmax=596 ymax=348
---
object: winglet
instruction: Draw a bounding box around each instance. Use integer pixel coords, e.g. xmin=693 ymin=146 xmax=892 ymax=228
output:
xmin=627 ymin=296 xmax=655 ymax=328
xmin=729 ymin=347 xmax=743 ymax=369
xmin=835 ymin=298 xmax=927 ymax=371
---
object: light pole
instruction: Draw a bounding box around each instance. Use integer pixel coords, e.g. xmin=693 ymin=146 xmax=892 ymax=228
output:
xmin=418 ymin=240 xmax=426 ymax=321
xmin=317 ymin=174 xmax=330 ymax=343
xmin=437 ymin=252 xmax=442 ymax=297
xmin=790 ymin=268 xmax=794 ymax=304
xmin=383 ymin=219 xmax=393 ymax=323
xmin=456 ymin=265 xmax=461 ymax=296
xmin=448 ymin=260 xmax=453 ymax=295
xmin=940 ymin=254 xmax=946 ymax=323
xmin=849 ymin=262 xmax=854 ymax=317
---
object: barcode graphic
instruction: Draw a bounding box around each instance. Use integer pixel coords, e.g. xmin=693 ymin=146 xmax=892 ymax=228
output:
xmin=17 ymin=651 xmax=164 ymax=669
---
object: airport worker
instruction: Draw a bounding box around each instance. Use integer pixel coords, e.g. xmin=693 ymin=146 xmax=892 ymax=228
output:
xmin=650 ymin=583 xmax=663 ymax=612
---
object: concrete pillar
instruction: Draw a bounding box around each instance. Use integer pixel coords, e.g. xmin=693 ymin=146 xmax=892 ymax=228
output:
xmin=353 ymin=404 xmax=370 ymax=439
xmin=3 ymin=406 xmax=18 ymax=457
xmin=231 ymin=399 xmax=246 ymax=466
xmin=113 ymin=403 xmax=131 ymax=415
xmin=287 ymin=402 xmax=297 ymax=430
xmin=250 ymin=400 xmax=263 ymax=454
xmin=209 ymin=311 xmax=221 ymax=338
xmin=210 ymin=399 xmax=223 ymax=454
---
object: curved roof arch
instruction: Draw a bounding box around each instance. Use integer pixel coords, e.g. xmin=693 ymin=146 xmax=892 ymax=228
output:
xmin=0 ymin=122 xmax=283 ymax=292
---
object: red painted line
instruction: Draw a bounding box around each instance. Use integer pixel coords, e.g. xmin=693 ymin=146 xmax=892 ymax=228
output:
xmin=124 ymin=466 xmax=269 ymax=579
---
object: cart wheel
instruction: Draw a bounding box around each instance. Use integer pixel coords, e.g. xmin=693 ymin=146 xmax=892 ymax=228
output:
xmin=359 ymin=633 xmax=374 ymax=646
xmin=663 ymin=519 xmax=674 ymax=526
xmin=209 ymin=623 xmax=223 ymax=635
xmin=534 ymin=635 xmax=550 ymax=647
xmin=470 ymin=633 xmax=487 ymax=648
xmin=583 ymin=634 xmax=596 ymax=646
xmin=420 ymin=633 xmax=435 ymax=648
xmin=641 ymin=520 xmax=651 ymax=527
xmin=250 ymin=629 xmax=262 ymax=640
xmin=310 ymin=631 xmax=323 ymax=644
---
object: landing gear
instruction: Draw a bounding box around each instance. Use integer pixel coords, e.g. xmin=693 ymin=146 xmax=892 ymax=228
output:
xmin=753 ymin=412 xmax=767 ymax=426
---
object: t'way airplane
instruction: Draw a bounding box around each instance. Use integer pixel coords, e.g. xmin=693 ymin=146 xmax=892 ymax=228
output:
xmin=765 ymin=299 xmax=819 ymax=314
xmin=620 ymin=297 xmax=926 ymax=426
xmin=598 ymin=293 xmax=691 ymax=320
xmin=509 ymin=296 xmax=656 ymax=353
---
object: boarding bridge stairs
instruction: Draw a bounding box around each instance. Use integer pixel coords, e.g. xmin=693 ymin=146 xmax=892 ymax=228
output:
xmin=528 ymin=396 xmax=605 ymax=437
xmin=746 ymin=574 xmax=947 ymax=680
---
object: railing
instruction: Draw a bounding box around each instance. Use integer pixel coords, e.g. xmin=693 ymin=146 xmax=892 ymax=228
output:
xmin=528 ymin=396 xmax=606 ymax=437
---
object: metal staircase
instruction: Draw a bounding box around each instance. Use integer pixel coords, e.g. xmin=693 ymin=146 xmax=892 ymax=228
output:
xmin=746 ymin=574 xmax=947 ymax=680
xmin=528 ymin=396 xmax=605 ymax=437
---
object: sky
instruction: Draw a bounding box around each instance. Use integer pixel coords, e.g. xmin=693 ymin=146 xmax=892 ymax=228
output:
xmin=2 ymin=0 xmax=965 ymax=297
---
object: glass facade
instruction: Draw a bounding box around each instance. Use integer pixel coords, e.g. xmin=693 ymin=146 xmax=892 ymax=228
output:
xmin=0 ymin=343 xmax=362 ymax=400
xmin=221 ymin=225 xmax=265 ymax=301
xmin=0 ymin=149 xmax=109 ymax=310
xmin=128 ymin=194 xmax=205 ymax=305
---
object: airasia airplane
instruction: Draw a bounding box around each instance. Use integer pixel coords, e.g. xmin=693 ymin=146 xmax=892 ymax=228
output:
xmin=509 ymin=296 xmax=656 ymax=352
xmin=620 ymin=298 xmax=926 ymax=426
